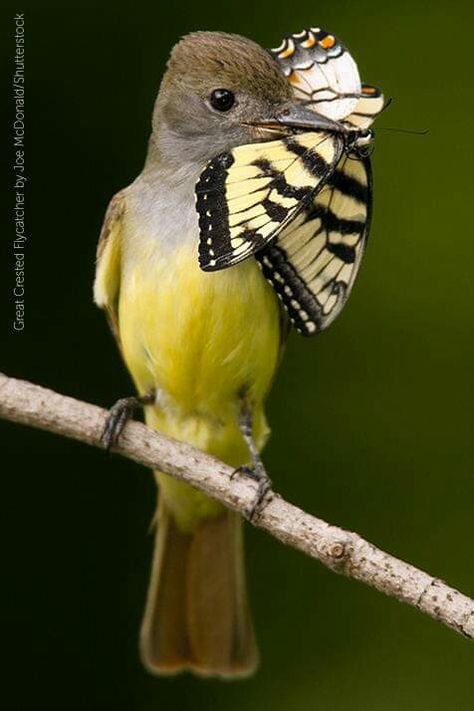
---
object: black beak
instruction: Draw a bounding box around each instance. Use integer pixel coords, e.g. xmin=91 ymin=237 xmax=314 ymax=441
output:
xmin=250 ymin=102 xmax=346 ymax=135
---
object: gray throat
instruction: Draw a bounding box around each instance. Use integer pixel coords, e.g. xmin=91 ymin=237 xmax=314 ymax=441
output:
xmin=132 ymin=133 xmax=207 ymax=249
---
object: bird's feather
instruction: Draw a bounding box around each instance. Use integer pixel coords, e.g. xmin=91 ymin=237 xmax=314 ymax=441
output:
xmin=93 ymin=189 xmax=126 ymax=343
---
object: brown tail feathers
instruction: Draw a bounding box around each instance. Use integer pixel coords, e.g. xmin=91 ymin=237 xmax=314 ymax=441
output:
xmin=139 ymin=500 xmax=258 ymax=678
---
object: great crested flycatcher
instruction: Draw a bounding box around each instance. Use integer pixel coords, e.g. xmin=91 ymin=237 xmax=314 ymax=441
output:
xmin=94 ymin=28 xmax=379 ymax=678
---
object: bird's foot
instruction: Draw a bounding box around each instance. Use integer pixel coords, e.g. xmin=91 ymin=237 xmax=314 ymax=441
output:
xmin=232 ymin=459 xmax=273 ymax=522
xmin=101 ymin=390 xmax=155 ymax=451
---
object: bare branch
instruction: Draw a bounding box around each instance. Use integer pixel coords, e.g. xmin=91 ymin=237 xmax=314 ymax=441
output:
xmin=1 ymin=371 xmax=473 ymax=640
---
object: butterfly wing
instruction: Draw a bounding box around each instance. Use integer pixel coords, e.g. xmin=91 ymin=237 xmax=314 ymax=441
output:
xmin=259 ymin=27 xmax=382 ymax=334
xmin=196 ymin=131 xmax=343 ymax=271
xmin=344 ymin=84 xmax=385 ymax=129
xmin=270 ymin=28 xmax=362 ymax=121
xmin=271 ymin=29 xmax=385 ymax=128
xmin=257 ymin=153 xmax=372 ymax=335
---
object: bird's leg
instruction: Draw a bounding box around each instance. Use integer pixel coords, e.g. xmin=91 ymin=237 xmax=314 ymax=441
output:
xmin=233 ymin=402 xmax=273 ymax=521
xmin=101 ymin=389 xmax=156 ymax=451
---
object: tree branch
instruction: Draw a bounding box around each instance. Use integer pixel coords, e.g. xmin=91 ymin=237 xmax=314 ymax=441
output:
xmin=1 ymin=371 xmax=473 ymax=640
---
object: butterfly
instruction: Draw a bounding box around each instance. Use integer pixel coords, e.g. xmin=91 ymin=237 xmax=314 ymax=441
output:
xmin=195 ymin=27 xmax=385 ymax=335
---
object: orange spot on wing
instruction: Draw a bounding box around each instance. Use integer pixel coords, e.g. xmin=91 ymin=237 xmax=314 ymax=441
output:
xmin=288 ymin=70 xmax=304 ymax=87
xmin=279 ymin=44 xmax=295 ymax=58
xmin=319 ymin=35 xmax=336 ymax=49
xmin=362 ymin=85 xmax=378 ymax=95
xmin=301 ymin=35 xmax=316 ymax=49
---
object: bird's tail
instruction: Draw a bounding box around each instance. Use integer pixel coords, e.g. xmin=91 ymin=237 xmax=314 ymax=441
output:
xmin=139 ymin=498 xmax=258 ymax=678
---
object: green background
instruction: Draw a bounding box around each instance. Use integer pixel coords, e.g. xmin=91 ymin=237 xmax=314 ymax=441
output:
xmin=2 ymin=2 xmax=474 ymax=709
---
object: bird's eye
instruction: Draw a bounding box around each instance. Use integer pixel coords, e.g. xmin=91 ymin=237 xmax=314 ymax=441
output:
xmin=210 ymin=89 xmax=235 ymax=112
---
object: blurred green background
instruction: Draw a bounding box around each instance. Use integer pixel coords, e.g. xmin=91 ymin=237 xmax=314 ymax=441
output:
xmin=1 ymin=2 xmax=473 ymax=709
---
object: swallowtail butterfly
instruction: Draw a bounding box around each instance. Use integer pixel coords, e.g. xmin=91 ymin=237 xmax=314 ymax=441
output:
xmin=195 ymin=27 xmax=385 ymax=335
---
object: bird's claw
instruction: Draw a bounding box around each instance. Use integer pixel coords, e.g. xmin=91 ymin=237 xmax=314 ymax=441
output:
xmin=101 ymin=397 xmax=138 ymax=451
xmin=101 ymin=390 xmax=155 ymax=452
xmin=231 ymin=461 xmax=273 ymax=522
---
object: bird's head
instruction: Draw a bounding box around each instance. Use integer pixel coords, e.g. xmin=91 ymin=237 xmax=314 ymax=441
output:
xmin=152 ymin=31 xmax=341 ymax=169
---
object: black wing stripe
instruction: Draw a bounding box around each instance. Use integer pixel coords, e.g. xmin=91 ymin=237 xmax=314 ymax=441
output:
xmin=326 ymin=242 xmax=356 ymax=263
xmin=285 ymin=138 xmax=332 ymax=177
xmin=262 ymin=198 xmax=290 ymax=222
xmin=197 ymin=156 xmax=232 ymax=268
xmin=330 ymin=168 xmax=368 ymax=204
xmin=256 ymin=155 xmax=371 ymax=335
xmin=251 ymin=158 xmax=320 ymax=201
xmin=259 ymin=245 xmax=321 ymax=330
xmin=196 ymin=132 xmax=343 ymax=272
xmin=306 ymin=204 xmax=365 ymax=235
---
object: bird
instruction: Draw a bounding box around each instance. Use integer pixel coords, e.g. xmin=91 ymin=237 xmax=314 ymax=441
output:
xmin=94 ymin=28 xmax=381 ymax=678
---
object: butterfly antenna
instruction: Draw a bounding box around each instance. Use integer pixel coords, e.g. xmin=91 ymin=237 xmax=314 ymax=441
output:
xmin=380 ymin=96 xmax=393 ymax=115
xmin=377 ymin=126 xmax=429 ymax=136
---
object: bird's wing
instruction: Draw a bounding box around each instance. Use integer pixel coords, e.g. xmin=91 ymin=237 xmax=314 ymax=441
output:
xmin=93 ymin=189 xmax=126 ymax=344
xmin=196 ymin=131 xmax=343 ymax=271
xmin=257 ymin=154 xmax=372 ymax=336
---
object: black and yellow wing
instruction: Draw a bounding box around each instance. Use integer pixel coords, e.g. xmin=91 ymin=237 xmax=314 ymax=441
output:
xmin=251 ymin=27 xmax=382 ymax=335
xmin=196 ymin=131 xmax=343 ymax=271
xmin=345 ymin=84 xmax=385 ymax=129
xmin=257 ymin=153 xmax=371 ymax=335
xmin=195 ymin=25 xmax=383 ymax=335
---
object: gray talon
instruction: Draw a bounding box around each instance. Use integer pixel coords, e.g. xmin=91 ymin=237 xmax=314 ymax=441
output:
xmin=101 ymin=390 xmax=155 ymax=451
xmin=231 ymin=458 xmax=273 ymax=521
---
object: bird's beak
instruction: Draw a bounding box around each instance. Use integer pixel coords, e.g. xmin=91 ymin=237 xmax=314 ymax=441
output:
xmin=244 ymin=102 xmax=345 ymax=136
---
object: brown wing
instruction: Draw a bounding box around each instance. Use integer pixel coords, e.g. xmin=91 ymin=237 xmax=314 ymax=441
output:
xmin=93 ymin=189 xmax=126 ymax=344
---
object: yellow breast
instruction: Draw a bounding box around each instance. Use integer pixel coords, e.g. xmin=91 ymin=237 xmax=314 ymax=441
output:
xmin=117 ymin=225 xmax=281 ymax=528
xmin=119 ymin=241 xmax=281 ymax=432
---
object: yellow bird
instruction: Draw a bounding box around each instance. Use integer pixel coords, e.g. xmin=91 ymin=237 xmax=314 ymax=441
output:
xmin=94 ymin=29 xmax=378 ymax=678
